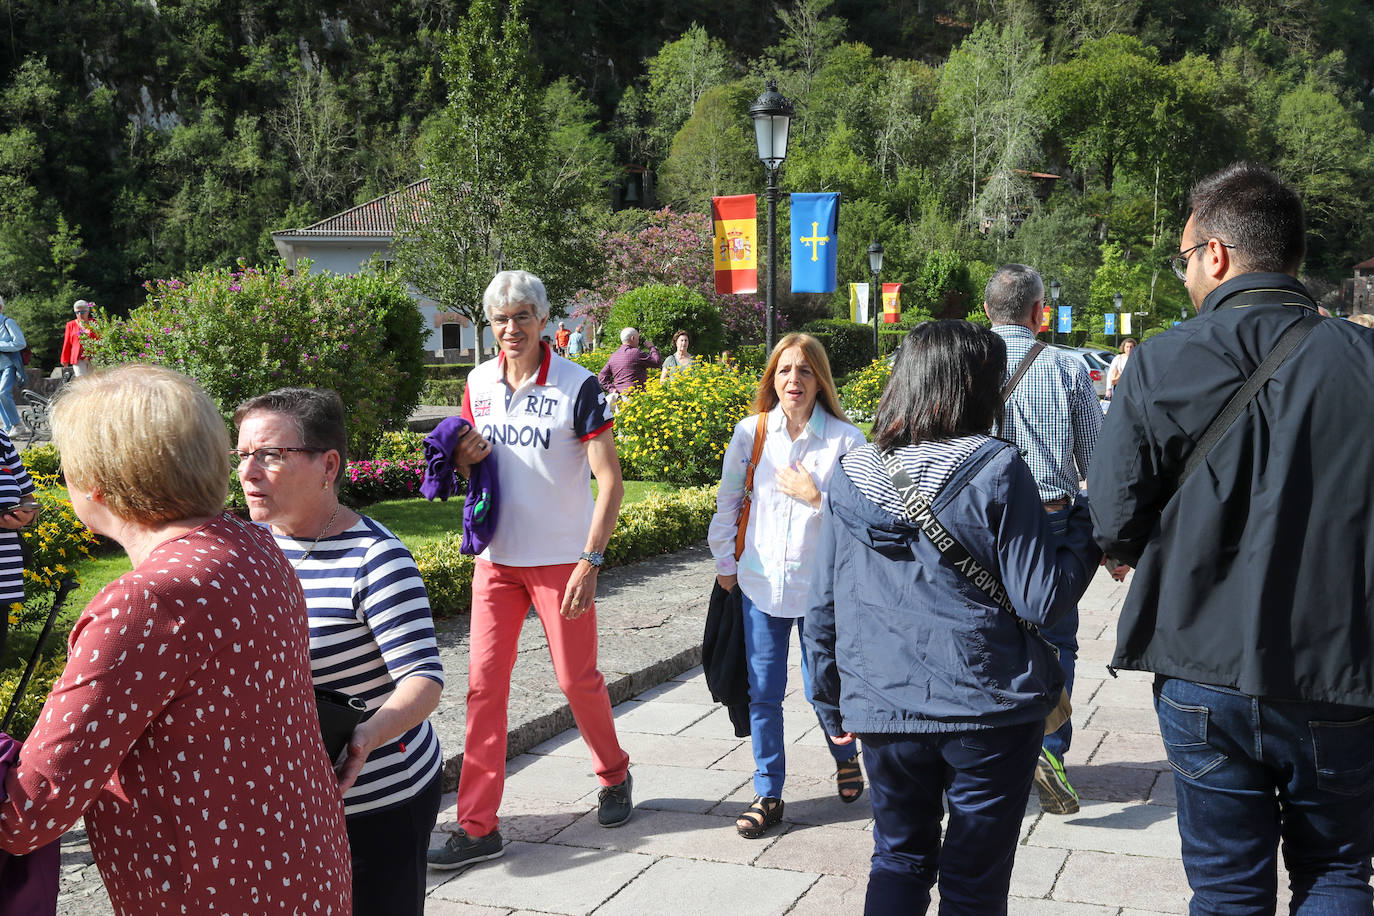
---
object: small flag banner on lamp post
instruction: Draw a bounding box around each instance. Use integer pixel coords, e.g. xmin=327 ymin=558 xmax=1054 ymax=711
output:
xmin=1057 ymin=306 xmax=1072 ymax=334
xmin=711 ymin=194 xmax=757 ymax=294
xmin=1121 ymin=312 xmax=1133 ymax=334
xmin=1104 ymin=313 xmax=1116 ymax=335
xmin=790 ymin=192 xmax=839 ymax=293
xmin=849 ymin=282 xmax=870 ymax=324
xmin=882 ymin=283 xmax=902 ymax=323
xmin=1040 ymin=306 xmax=1053 ymax=333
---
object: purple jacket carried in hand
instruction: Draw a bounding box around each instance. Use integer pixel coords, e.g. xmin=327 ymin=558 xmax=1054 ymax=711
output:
xmin=422 ymin=416 xmax=499 ymax=556
xmin=0 ymin=733 xmax=59 ymax=916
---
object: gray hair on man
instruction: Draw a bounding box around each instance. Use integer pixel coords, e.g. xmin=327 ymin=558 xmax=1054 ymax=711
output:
xmin=620 ymin=327 xmax=637 ymax=345
xmin=483 ymin=270 xmax=550 ymax=321
xmin=984 ymin=264 xmax=1045 ymax=325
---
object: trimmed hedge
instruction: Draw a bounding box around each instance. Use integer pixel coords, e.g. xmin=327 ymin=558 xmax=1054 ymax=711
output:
xmin=607 ymin=284 xmax=724 ymax=357
xmin=424 ymin=364 xmax=469 ymax=380
xmin=802 ymin=319 xmax=876 ymax=376
xmin=879 ymin=329 xmax=907 ymax=356
xmin=415 ymin=485 xmax=718 ymax=616
xmin=420 ymin=378 xmax=466 ymax=407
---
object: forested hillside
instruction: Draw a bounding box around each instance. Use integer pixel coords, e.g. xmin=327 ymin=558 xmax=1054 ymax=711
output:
xmin=3 ymin=0 xmax=1371 ymax=347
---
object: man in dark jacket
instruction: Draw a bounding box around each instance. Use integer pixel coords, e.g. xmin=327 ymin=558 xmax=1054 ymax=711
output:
xmin=1090 ymin=162 xmax=1374 ymax=913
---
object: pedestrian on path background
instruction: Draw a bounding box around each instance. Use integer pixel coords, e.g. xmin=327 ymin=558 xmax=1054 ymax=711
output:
xmin=1092 ymin=161 xmax=1374 ymax=912
xmin=61 ymin=299 xmax=98 ymax=377
xmin=429 ymin=270 xmax=633 ymax=872
xmin=707 ymin=332 xmax=866 ymax=839
xmin=985 ymin=264 xmax=1105 ymax=816
xmin=806 ymin=321 xmax=1101 ymax=915
xmin=0 ymin=297 xmax=26 ymax=437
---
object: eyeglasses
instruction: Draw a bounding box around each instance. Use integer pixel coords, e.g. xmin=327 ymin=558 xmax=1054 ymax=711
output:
xmin=490 ymin=311 xmax=538 ymax=329
xmin=229 ymin=446 xmax=325 ymax=470
xmin=1170 ymin=240 xmax=1235 ymax=282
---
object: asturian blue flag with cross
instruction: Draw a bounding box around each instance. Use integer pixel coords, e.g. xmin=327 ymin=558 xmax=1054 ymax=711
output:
xmin=790 ymin=192 xmax=840 ymax=293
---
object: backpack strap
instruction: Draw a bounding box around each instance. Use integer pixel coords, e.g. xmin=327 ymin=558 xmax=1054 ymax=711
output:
xmin=1178 ymin=312 xmax=1323 ymax=487
xmin=1001 ymin=342 xmax=1047 ymax=402
xmin=880 ymin=439 xmax=1021 ymax=620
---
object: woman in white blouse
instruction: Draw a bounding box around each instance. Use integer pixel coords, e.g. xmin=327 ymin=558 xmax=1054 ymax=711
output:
xmin=708 ymin=333 xmax=866 ymax=839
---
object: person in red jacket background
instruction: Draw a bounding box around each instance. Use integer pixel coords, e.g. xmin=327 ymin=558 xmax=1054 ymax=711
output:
xmin=60 ymin=300 xmax=97 ymax=376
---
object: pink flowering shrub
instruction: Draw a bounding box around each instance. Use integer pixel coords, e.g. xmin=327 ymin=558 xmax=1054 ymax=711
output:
xmin=341 ymin=458 xmax=430 ymax=507
xmin=573 ymin=208 xmax=779 ymax=346
xmin=88 ymin=259 xmax=427 ymax=455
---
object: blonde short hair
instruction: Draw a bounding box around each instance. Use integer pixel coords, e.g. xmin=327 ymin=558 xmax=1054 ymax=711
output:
xmin=53 ymin=365 xmax=229 ymax=524
xmin=1349 ymin=313 xmax=1374 ymax=329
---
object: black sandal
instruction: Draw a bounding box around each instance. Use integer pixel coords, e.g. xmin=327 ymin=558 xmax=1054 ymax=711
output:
xmin=735 ymin=795 xmax=784 ymax=839
xmin=836 ymin=755 xmax=864 ymax=803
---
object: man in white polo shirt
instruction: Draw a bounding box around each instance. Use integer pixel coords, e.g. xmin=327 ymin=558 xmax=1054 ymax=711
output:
xmin=428 ymin=270 xmax=632 ymax=872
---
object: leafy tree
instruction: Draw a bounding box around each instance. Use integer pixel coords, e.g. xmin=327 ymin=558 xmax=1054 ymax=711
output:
xmin=657 ymin=81 xmax=758 ymax=212
xmin=936 ymin=20 xmax=1046 ymax=236
xmin=1273 ymin=78 xmax=1368 ymax=233
xmin=395 ymin=0 xmax=597 ymax=365
xmin=543 ymin=78 xmax=617 ymax=206
xmin=639 ymin=24 xmax=734 ymax=164
xmin=1040 ymin=35 xmax=1170 ymax=194
xmin=606 ymin=283 xmax=725 ymax=356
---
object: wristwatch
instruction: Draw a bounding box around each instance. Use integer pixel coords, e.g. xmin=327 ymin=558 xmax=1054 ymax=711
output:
xmin=580 ymin=550 xmax=605 ymax=567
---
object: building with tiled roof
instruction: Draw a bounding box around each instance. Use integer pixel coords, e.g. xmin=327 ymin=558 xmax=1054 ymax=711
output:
xmin=271 ymin=180 xmax=494 ymax=358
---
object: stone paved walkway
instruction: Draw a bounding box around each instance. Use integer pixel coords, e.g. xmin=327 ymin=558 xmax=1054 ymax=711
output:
xmin=53 ymin=562 xmax=1327 ymax=914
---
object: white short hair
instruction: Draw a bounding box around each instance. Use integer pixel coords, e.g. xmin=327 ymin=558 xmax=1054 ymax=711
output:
xmin=620 ymin=327 xmax=637 ymax=344
xmin=483 ymin=270 xmax=550 ymax=321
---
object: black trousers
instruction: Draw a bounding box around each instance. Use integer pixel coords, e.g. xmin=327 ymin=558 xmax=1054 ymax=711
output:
xmin=345 ymin=771 xmax=443 ymax=916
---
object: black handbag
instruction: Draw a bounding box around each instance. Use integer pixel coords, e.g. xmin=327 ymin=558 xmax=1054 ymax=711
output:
xmin=314 ymin=687 xmax=367 ymax=763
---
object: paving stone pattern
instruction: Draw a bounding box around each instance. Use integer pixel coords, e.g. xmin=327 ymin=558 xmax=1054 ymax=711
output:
xmin=52 ymin=557 xmax=1344 ymax=914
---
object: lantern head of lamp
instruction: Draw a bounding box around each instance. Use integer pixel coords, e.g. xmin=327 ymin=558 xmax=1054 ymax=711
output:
xmin=1113 ymin=291 xmax=1123 ymax=311
xmin=1049 ymin=279 xmax=1062 ymax=303
xmin=867 ymin=241 xmax=885 ymax=275
xmin=750 ymin=80 xmax=794 ymax=171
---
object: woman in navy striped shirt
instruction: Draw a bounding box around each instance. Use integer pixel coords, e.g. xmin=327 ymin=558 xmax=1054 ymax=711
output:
xmin=234 ymin=388 xmax=445 ymax=916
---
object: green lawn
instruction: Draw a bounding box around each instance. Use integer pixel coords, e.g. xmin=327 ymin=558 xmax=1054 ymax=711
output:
xmin=7 ymin=479 xmax=684 ymax=667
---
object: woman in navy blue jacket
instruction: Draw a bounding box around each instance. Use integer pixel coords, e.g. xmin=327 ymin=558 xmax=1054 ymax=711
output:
xmin=804 ymin=321 xmax=1101 ymax=916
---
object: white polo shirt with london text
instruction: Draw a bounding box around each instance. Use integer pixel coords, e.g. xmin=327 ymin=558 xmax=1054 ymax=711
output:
xmin=461 ymin=342 xmax=614 ymax=567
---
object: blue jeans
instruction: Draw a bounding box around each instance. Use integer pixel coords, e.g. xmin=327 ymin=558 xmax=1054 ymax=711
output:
xmin=0 ymin=362 xmax=21 ymax=429
xmin=861 ymin=721 xmax=1043 ymax=915
xmin=742 ymin=593 xmax=854 ymax=798
xmin=1041 ymin=506 xmax=1078 ymax=759
xmin=1155 ymin=677 xmax=1374 ymax=915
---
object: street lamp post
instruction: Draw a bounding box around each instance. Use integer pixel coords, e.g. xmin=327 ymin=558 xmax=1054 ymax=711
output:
xmin=1049 ymin=279 xmax=1062 ymax=344
xmin=868 ymin=241 xmax=884 ymax=358
xmin=750 ymin=80 xmax=794 ymax=355
xmin=1113 ymin=291 xmax=1123 ymax=347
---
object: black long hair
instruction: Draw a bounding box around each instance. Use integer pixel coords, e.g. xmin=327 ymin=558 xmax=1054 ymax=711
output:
xmin=873 ymin=321 xmax=1005 ymax=451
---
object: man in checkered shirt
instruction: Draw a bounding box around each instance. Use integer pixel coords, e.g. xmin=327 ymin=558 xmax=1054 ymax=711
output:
xmin=984 ymin=263 xmax=1104 ymax=816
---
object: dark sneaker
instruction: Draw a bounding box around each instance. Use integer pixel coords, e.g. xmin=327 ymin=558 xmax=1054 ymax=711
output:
xmin=597 ymin=771 xmax=633 ymax=827
xmin=1034 ymin=748 xmax=1080 ymax=815
xmin=427 ymin=827 xmax=504 ymax=870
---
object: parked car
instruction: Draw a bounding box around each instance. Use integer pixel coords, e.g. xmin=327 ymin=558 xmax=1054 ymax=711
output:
xmin=1048 ymin=344 xmax=1110 ymax=399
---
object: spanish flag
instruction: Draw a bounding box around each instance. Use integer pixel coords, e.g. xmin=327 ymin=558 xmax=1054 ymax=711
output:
xmin=1040 ymin=306 xmax=1053 ymax=333
xmin=882 ymin=283 xmax=902 ymax=323
xmin=711 ymin=195 xmax=757 ymax=295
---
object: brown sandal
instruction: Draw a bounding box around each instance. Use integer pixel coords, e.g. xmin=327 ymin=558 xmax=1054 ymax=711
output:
xmin=836 ymin=755 xmax=864 ymax=803
xmin=735 ymin=795 xmax=784 ymax=839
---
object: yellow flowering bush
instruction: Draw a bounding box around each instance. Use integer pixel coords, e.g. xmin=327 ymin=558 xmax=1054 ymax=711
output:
xmin=840 ymin=357 xmax=894 ymax=422
xmin=414 ymin=485 xmax=719 ymax=616
xmin=9 ymin=477 xmax=96 ymax=633
xmin=0 ymin=656 xmax=65 ymax=739
xmin=614 ymin=361 xmax=757 ymax=486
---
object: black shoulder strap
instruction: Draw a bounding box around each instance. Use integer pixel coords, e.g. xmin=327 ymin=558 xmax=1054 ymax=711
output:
xmin=880 ymin=441 xmax=1021 ymax=618
xmin=1001 ymin=342 xmax=1046 ymax=402
xmin=1178 ymin=312 xmax=1323 ymax=486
